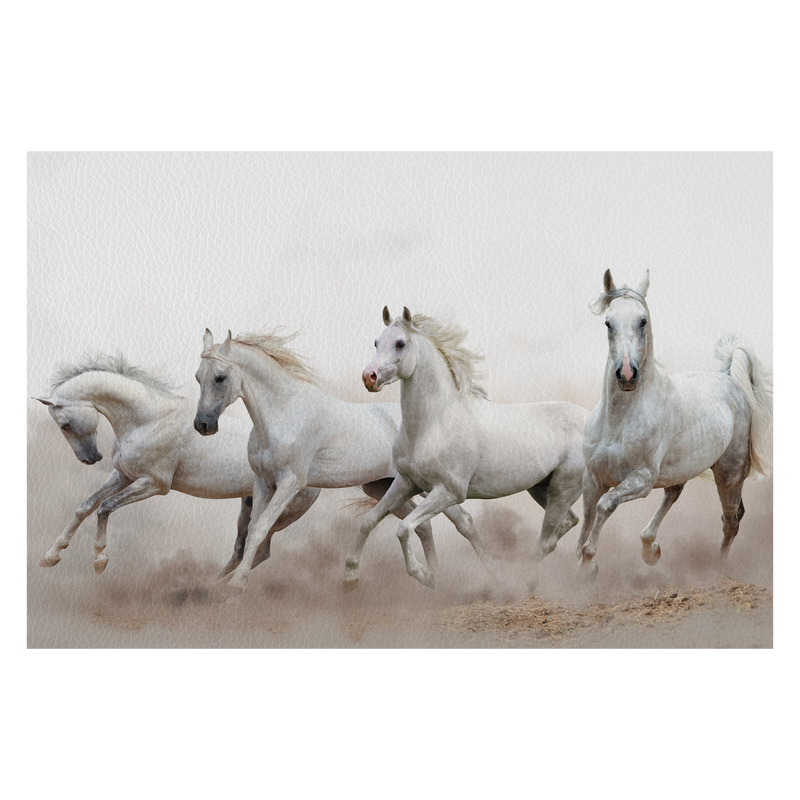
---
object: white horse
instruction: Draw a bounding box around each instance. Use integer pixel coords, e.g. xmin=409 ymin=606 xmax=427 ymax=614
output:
xmin=34 ymin=355 xmax=320 ymax=575
xmin=353 ymin=307 xmax=589 ymax=589
xmin=577 ymin=270 xmax=772 ymax=575
xmin=193 ymin=329 xmax=490 ymax=594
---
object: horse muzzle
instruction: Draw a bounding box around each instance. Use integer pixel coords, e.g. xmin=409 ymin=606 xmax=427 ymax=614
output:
xmin=362 ymin=368 xmax=383 ymax=393
xmin=615 ymin=357 xmax=639 ymax=391
xmin=73 ymin=441 xmax=103 ymax=465
xmin=194 ymin=414 xmax=219 ymax=435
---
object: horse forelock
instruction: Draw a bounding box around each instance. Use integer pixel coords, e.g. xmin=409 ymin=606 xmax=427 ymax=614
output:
xmin=395 ymin=314 xmax=488 ymax=399
xmin=589 ymin=286 xmax=649 ymax=316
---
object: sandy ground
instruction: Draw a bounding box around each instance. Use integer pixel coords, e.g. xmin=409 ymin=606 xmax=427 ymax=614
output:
xmin=28 ymin=410 xmax=773 ymax=649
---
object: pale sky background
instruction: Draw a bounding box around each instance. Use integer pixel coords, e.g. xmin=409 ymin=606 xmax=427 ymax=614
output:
xmin=28 ymin=152 xmax=772 ymax=409
xmin=27 ymin=151 xmax=773 ymax=582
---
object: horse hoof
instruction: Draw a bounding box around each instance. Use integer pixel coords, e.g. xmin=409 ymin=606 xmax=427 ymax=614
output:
xmin=93 ymin=556 xmax=108 ymax=574
xmin=578 ymin=558 xmax=599 ymax=580
xmin=642 ymin=542 xmax=661 ymax=567
xmin=343 ymin=576 xmax=360 ymax=593
xmin=224 ymin=582 xmax=244 ymax=598
xmin=415 ymin=568 xmax=436 ymax=589
xmin=39 ymin=553 xmax=61 ymax=568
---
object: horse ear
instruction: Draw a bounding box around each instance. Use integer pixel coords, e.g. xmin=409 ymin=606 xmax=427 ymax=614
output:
xmin=636 ymin=269 xmax=650 ymax=298
xmin=203 ymin=328 xmax=213 ymax=350
xmin=402 ymin=307 xmax=412 ymax=323
xmin=34 ymin=396 xmax=54 ymax=406
xmin=603 ymin=269 xmax=616 ymax=294
xmin=219 ymin=330 xmax=233 ymax=357
xmin=382 ymin=306 xmax=391 ymax=326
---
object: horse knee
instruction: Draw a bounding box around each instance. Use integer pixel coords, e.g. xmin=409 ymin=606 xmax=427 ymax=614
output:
xmin=396 ymin=521 xmax=413 ymax=542
xmin=596 ymin=493 xmax=618 ymax=518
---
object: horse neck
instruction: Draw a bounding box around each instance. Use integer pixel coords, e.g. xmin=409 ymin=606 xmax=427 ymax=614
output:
xmin=232 ymin=344 xmax=313 ymax=439
xmin=400 ymin=337 xmax=462 ymax=438
xmin=59 ymin=372 xmax=170 ymax=435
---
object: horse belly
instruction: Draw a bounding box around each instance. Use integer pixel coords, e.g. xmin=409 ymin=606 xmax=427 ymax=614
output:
xmin=304 ymin=410 xmax=397 ymax=489
xmin=655 ymin=377 xmax=739 ymax=486
xmin=172 ymin=427 xmax=255 ymax=498
xmin=472 ymin=407 xmax=571 ymax=494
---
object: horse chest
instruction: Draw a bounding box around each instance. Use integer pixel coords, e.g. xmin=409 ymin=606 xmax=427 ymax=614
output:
xmin=394 ymin=433 xmax=467 ymax=492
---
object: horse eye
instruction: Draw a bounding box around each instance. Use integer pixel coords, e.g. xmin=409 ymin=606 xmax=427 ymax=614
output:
xmin=640 ymin=318 xmax=647 ymax=329
xmin=61 ymin=424 xmax=70 ymax=431
xmin=374 ymin=340 xmax=378 ymax=348
xmin=215 ymin=374 xmax=226 ymax=383
xmin=396 ymin=340 xmax=405 ymax=349
xmin=605 ymin=320 xmax=612 ymax=330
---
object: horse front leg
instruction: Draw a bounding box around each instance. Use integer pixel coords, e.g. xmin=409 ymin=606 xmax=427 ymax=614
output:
xmin=40 ymin=470 xmax=132 ymax=568
xmin=394 ymin=485 xmax=462 ymax=589
xmin=579 ymin=468 xmax=654 ymax=577
xmin=226 ymin=473 xmax=305 ymax=594
xmin=344 ymin=475 xmax=418 ymax=591
xmin=639 ymin=483 xmax=685 ymax=566
xmin=251 ymin=485 xmax=321 ymax=570
xmin=219 ymin=496 xmax=253 ymax=579
xmin=362 ymin=478 xmax=439 ymax=575
xmin=93 ymin=476 xmax=167 ymax=573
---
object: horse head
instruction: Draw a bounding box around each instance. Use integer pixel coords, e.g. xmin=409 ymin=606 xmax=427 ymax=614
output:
xmin=194 ymin=329 xmax=241 ymax=435
xmin=596 ymin=270 xmax=651 ymax=392
xmin=362 ymin=306 xmax=416 ymax=392
xmin=35 ymin=397 xmax=104 ymax=464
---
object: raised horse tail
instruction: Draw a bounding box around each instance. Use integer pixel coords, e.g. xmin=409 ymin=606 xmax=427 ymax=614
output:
xmin=714 ymin=333 xmax=773 ymax=479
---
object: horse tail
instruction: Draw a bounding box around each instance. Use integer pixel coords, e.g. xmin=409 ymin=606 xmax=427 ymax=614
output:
xmin=714 ymin=333 xmax=773 ymax=479
xmin=342 ymin=495 xmax=379 ymax=517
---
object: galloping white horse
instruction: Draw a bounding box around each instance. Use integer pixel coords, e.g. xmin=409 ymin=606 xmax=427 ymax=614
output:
xmin=577 ymin=270 xmax=772 ymax=575
xmin=35 ymin=355 xmax=320 ymax=574
xmin=354 ymin=307 xmax=589 ymax=589
xmin=193 ymin=329 xmax=490 ymax=594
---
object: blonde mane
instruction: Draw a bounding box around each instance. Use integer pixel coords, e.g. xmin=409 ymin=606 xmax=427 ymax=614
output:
xmin=234 ymin=329 xmax=318 ymax=384
xmin=398 ymin=314 xmax=488 ymax=399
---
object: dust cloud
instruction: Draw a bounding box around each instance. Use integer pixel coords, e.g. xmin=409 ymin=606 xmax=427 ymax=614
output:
xmin=27 ymin=381 xmax=772 ymax=649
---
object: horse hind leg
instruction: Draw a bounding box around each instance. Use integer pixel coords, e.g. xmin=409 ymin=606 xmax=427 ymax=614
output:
xmin=715 ymin=480 xmax=746 ymax=561
xmin=713 ymin=429 xmax=750 ymax=561
xmin=639 ymin=483 xmax=685 ymax=566
xmin=527 ymin=471 xmax=583 ymax=591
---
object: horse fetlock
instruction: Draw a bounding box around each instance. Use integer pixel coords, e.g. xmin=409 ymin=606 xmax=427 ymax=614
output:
xmin=577 ymin=555 xmax=599 ymax=579
xmin=226 ymin=570 xmax=248 ymax=593
xmin=343 ymin=561 xmax=361 ymax=591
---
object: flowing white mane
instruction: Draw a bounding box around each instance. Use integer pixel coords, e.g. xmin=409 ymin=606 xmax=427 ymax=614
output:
xmin=398 ymin=314 xmax=488 ymax=399
xmin=51 ymin=354 xmax=178 ymax=396
xmin=234 ymin=329 xmax=318 ymax=384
